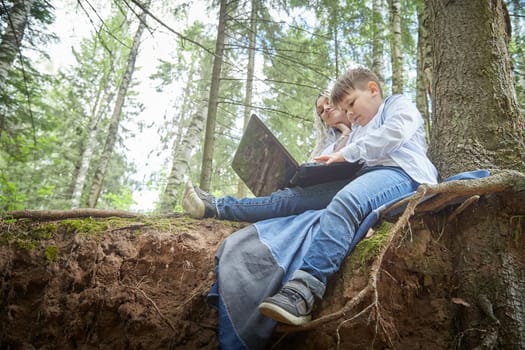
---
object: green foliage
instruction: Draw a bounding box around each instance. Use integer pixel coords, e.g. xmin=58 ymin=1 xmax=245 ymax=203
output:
xmin=0 ymin=174 xmax=26 ymax=211
xmin=0 ymin=221 xmax=57 ymax=249
xmin=99 ymin=187 xmax=136 ymax=211
xmin=350 ymin=221 xmax=392 ymax=265
xmin=44 ymin=245 xmax=59 ymax=263
xmin=61 ymin=218 xmax=109 ymax=238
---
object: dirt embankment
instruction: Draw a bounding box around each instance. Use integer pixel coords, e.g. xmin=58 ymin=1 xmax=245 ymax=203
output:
xmin=0 ymin=214 xmax=459 ymax=349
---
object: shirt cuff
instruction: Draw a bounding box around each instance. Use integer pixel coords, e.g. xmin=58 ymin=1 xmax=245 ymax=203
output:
xmin=341 ymin=144 xmax=360 ymax=162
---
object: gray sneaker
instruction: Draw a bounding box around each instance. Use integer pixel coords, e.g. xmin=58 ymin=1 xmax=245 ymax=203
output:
xmin=258 ymin=280 xmax=314 ymax=325
xmin=181 ymin=181 xmax=217 ymax=218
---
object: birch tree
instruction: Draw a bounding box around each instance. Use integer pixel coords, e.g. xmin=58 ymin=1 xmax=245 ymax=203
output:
xmin=87 ymin=1 xmax=150 ymax=208
xmin=0 ymin=0 xmax=34 ymax=86
xmin=371 ymin=0 xmax=385 ymax=83
xmin=158 ymin=43 xmax=211 ymax=212
xmin=388 ymin=0 xmax=403 ymax=94
xmin=415 ymin=0 xmax=431 ymax=137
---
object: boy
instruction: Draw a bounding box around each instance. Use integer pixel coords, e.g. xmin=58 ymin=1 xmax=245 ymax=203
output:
xmin=257 ymin=66 xmax=438 ymax=325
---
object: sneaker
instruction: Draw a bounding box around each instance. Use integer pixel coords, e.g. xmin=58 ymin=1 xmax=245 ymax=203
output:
xmin=181 ymin=181 xmax=217 ymax=218
xmin=258 ymin=280 xmax=314 ymax=325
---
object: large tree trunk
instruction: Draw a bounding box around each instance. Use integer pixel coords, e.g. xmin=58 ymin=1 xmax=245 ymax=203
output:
xmin=0 ymin=0 xmax=33 ymax=85
xmin=87 ymin=2 xmax=149 ymax=208
xmin=429 ymin=0 xmax=525 ymax=178
xmin=199 ymin=0 xmax=230 ymax=192
xmin=388 ymin=0 xmax=403 ymax=94
xmin=428 ymin=0 xmax=525 ymax=348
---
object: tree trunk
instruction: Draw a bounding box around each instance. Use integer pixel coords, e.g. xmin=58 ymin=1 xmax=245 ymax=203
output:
xmin=429 ymin=0 xmax=525 ymax=179
xmin=415 ymin=1 xmax=431 ymax=139
xmin=199 ymin=0 xmax=230 ymax=192
xmin=371 ymin=0 xmax=385 ymax=84
xmin=236 ymin=0 xmax=257 ymax=198
xmin=0 ymin=0 xmax=33 ymax=85
xmin=159 ymin=64 xmax=207 ymax=213
xmin=70 ymin=68 xmax=115 ymax=208
xmin=428 ymin=0 xmax=525 ymax=348
xmin=388 ymin=0 xmax=403 ymax=94
xmin=510 ymin=0 xmax=525 ymax=111
xmin=87 ymin=2 xmax=150 ymax=208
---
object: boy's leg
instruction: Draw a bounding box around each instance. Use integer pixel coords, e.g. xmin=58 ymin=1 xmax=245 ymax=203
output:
xmin=259 ymin=167 xmax=418 ymax=324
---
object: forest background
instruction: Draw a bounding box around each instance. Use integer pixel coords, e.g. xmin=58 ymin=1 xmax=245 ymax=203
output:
xmin=1 ymin=0 xmax=524 ymax=214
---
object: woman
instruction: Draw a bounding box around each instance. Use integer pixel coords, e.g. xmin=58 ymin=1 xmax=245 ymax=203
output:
xmin=182 ymin=91 xmax=356 ymax=222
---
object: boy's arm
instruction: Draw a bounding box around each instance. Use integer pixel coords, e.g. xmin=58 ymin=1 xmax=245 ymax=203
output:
xmin=340 ymin=95 xmax=423 ymax=163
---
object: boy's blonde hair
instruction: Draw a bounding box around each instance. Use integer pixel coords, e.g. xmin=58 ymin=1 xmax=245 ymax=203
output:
xmin=331 ymin=67 xmax=383 ymax=108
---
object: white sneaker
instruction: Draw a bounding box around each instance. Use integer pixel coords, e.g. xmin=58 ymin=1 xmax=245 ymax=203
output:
xmin=181 ymin=181 xmax=217 ymax=218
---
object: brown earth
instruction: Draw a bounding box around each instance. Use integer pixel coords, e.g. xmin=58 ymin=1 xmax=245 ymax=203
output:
xmin=0 ymin=212 xmax=470 ymax=349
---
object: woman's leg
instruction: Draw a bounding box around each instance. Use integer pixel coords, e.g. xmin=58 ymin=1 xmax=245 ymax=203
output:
xmin=217 ymin=179 xmax=350 ymax=222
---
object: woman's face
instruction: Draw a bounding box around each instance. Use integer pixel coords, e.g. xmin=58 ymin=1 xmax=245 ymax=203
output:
xmin=315 ymin=96 xmax=349 ymax=129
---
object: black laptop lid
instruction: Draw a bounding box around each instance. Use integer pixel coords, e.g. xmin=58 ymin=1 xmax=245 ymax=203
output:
xmin=232 ymin=114 xmax=298 ymax=196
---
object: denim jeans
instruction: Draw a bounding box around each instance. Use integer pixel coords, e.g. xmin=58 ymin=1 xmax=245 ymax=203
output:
xmin=298 ymin=166 xmax=419 ymax=287
xmin=216 ymin=179 xmax=351 ymax=222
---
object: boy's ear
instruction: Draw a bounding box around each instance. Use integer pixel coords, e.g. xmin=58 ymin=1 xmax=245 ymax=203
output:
xmin=367 ymin=81 xmax=379 ymax=95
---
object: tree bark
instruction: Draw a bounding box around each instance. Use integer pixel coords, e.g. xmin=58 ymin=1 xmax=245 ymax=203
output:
xmin=0 ymin=0 xmax=34 ymax=85
xmin=159 ymin=91 xmax=207 ymax=213
xmin=87 ymin=2 xmax=150 ymax=207
xmin=236 ymin=0 xmax=257 ymax=198
xmin=428 ymin=0 xmax=525 ymax=348
xmin=429 ymin=0 xmax=525 ymax=178
xmin=415 ymin=1 xmax=431 ymax=139
xmin=371 ymin=0 xmax=385 ymax=84
xmin=71 ymin=66 xmax=115 ymax=208
xmin=388 ymin=0 xmax=403 ymax=94
xmin=199 ymin=0 xmax=230 ymax=192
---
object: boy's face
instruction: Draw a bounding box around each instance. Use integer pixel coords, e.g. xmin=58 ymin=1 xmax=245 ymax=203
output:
xmin=340 ymin=82 xmax=382 ymax=126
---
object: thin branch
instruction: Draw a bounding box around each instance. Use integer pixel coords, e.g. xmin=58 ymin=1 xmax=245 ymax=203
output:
xmin=2 ymin=209 xmax=140 ymax=220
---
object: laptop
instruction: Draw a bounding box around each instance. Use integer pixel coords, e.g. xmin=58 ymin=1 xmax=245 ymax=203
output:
xmin=231 ymin=114 xmax=362 ymax=196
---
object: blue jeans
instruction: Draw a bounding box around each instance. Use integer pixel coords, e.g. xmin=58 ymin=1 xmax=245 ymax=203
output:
xmin=216 ymin=179 xmax=351 ymax=222
xmin=298 ymin=166 xmax=419 ymax=289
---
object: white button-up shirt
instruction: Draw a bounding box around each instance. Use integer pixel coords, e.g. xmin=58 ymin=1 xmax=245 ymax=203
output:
xmin=339 ymin=94 xmax=438 ymax=185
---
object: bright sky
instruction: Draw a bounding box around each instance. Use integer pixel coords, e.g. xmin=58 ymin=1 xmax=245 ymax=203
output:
xmin=42 ymin=1 xmax=215 ymax=212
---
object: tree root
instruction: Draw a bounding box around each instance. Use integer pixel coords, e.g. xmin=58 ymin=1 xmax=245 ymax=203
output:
xmin=2 ymin=208 xmax=140 ymax=220
xmin=276 ymin=170 xmax=525 ymax=343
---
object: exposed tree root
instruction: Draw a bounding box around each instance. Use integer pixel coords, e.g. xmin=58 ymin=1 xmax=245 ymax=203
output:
xmin=276 ymin=170 xmax=525 ymax=343
xmin=2 ymin=208 xmax=140 ymax=220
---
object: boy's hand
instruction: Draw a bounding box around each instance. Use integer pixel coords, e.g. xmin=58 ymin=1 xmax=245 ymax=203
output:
xmin=314 ymin=152 xmax=345 ymax=164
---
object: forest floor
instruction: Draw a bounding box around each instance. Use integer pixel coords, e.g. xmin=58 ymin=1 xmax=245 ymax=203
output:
xmin=0 ymin=213 xmax=457 ymax=349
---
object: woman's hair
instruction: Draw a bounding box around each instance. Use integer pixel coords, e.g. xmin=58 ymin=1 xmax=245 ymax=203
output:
xmin=331 ymin=66 xmax=383 ymax=108
xmin=309 ymin=90 xmax=339 ymax=160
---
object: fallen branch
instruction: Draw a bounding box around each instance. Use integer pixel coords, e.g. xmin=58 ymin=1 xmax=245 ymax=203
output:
xmin=2 ymin=208 xmax=141 ymax=220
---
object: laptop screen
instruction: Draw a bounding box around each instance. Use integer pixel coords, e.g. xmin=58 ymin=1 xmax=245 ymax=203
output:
xmin=232 ymin=114 xmax=298 ymax=196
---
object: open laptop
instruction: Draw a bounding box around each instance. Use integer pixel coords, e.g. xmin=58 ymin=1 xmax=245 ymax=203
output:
xmin=231 ymin=114 xmax=362 ymax=196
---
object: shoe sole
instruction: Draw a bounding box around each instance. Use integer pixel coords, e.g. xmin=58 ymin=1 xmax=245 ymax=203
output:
xmin=182 ymin=182 xmax=205 ymax=218
xmin=258 ymin=301 xmax=311 ymax=326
